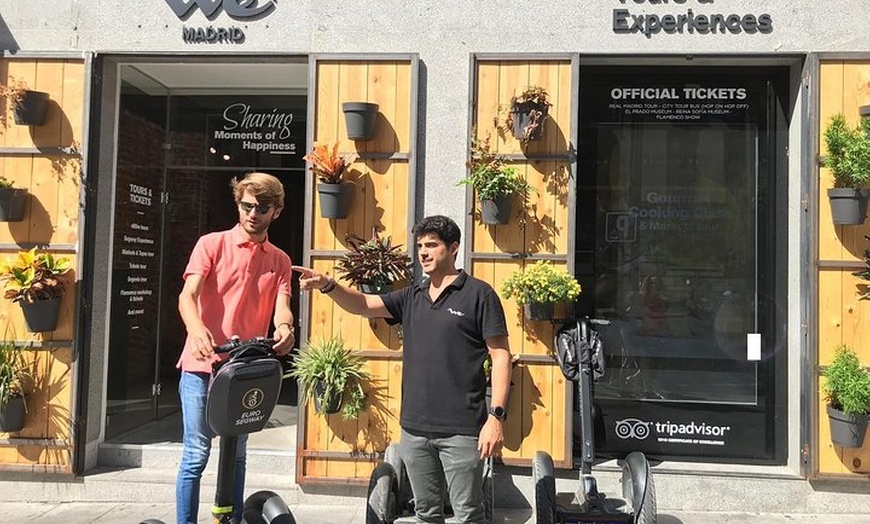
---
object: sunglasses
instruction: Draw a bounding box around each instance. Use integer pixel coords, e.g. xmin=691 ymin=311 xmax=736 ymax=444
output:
xmin=238 ymin=201 xmax=273 ymax=215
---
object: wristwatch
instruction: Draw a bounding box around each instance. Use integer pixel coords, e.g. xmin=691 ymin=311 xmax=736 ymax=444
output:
xmin=488 ymin=405 xmax=507 ymax=422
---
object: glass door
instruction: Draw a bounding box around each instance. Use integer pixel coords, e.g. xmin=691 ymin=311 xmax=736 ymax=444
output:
xmin=576 ymin=65 xmax=788 ymax=463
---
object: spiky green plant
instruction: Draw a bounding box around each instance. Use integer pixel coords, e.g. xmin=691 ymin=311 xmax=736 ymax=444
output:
xmin=0 ymin=328 xmax=27 ymax=408
xmin=824 ymin=113 xmax=870 ymax=189
xmin=290 ymin=336 xmax=371 ymax=420
xmin=823 ymin=345 xmax=870 ymax=415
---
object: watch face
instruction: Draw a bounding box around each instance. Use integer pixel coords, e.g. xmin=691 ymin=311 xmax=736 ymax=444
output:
xmin=491 ymin=406 xmax=506 ymax=420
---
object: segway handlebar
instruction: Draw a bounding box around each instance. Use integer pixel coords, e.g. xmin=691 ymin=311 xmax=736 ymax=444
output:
xmin=214 ymin=337 xmax=277 ymax=355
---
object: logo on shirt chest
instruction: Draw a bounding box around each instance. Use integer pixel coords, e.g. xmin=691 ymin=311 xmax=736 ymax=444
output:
xmin=447 ymin=308 xmax=466 ymax=317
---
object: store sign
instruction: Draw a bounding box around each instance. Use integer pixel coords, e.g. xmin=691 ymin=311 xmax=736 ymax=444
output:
xmin=163 ymin=0 xmax=277 ymax=44
xmin=613 ymin=0 xmax=773 ymax=38
xmin=211 ymin=102 xmax=299 ymax=156
xmin=607 ymin=84 xmax=753 ymax=123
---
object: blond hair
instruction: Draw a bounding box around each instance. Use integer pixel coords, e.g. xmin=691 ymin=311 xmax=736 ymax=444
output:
xmin=231 ymin=172 xmax=285 ymax=209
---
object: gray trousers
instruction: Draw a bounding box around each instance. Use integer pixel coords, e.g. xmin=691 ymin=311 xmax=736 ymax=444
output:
xmin=399 ymin=428 xmax=485 ymax=524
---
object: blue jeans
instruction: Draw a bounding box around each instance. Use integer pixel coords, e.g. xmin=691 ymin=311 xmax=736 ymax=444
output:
xmin=176 ymin=371 xmax=248 ymax=524
xmin=399 ymin=428 xmax=484 ymax=524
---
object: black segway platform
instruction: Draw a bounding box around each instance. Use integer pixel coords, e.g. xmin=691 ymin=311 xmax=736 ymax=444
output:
xmin=140 ymin=337 xmax=296 ymax=524
xmin=533 ymin=319 xmax=657 ymax=524
xmin=366 ymin=443 xmax=494 ymax=524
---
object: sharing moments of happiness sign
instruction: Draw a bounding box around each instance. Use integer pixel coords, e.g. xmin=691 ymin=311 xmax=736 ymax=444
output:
xmin=613 ymin=0 xmax=773 ymax=38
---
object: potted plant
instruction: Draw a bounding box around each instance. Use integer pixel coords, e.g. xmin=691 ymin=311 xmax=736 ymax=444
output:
xmin=0 ymin=247 xmax=71 ymax=332
xmin=823 ymin=113 xmax=870 ymax=225
xmin=496 ymin=85 xmax=552 ymax=143
xmin=0 ymin=176 xmax=27 ymax=222
xmin=823 ymin=344 xmax=870 ymax=448
xmin=335 ymin=229 xmax=413 ymax=294
xmin=501 ymin=260 xmax=582 ymax=320
xmin=342 ymin=102 xmax=379 ymax=141
xmin=0 ymin=77 xmax=49 ymax=127
xmin=0 ymin=335 xmax=29 ymax=432
xmin=460 ymin=135 xmax=532 ymax=225
xmin=290 ymin=335 xmax=371 ymax=419
xmin=304 ymin=142 xmax=357 ymax=219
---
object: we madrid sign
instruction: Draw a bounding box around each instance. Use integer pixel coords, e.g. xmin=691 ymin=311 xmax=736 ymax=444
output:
xmin=163 ymin=0 xmax=277 ymax=44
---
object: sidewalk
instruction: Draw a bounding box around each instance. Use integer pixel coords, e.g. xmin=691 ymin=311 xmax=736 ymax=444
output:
xmin=3 ymin=501 xmax=870 ymax=524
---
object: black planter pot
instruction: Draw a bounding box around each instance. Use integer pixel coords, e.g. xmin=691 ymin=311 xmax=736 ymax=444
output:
xmin=480 ymin=195 xmax=512 ymax=225
xmin=20 ymin=297 xmax=62 ymax=332
xmin=827 ymin=405 xmax=869 ymax=448
xmin=13 ymin=90 xmax=49 ymax=126
xmin=313 ymin=381 xmax=342 ymax=415
xmin=0 ymin=395 xmax=26 ymax=432
xmin=317 ymin=182 xmax=354 ymax=219
xmin=524 ymin=301 xmax=554 ymax=321
xmin=0 ymin=187 xmax=27 ymax=221
xmin=828 ymin=188 xmax=870 ymax=225
xmin=342 ymin=102 xmax=379 ymax=141
xmin=358 ymin=282 xmax=393 ymax=294
xmin=511 ymin=102 xmax=548 ymax=141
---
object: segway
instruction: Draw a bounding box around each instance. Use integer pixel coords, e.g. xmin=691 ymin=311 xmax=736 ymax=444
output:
xmin=366 ymin=443 xmax=494 ymax=524
xmin=533 ymin=318 xmax=656 ymax=524
xmin=140 ymin=337 xmax=296 ymax=524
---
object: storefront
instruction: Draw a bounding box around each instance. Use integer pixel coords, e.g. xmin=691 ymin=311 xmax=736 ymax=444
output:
xmin=0 ymin=1 xmax=868 ymax=488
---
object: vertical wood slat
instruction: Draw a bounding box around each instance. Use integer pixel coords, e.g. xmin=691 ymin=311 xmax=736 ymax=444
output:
xmin=817 ymin=60 xmax=870 ymax=476
xmin=301 ymin=57 xmax=414 ymax=483
xmin=0 ymin=58 xmax=83 ymax=472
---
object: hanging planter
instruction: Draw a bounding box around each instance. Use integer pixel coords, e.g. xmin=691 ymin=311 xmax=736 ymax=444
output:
xmin=20 ymin=297 xmax=62 ymax=333
xmin=480 ymin=195 xmax=512 ymax=225
xmin=317 ymin=182 xmax=354 ymax=219
xmin=828 ymin=188 xmax=870 ymax=225
xmin=498 ymin=86 xmax=552 ymax=143
xmin=0 ymin=185 xmax=27 ymax=222
xmin=524 ymin=301 xmax=555 ymax=321
xmin=335 ymin=229 xmax=412 ymax=294
xmin=0 ymin=395 xmax=26 ymax=433
xmin=342 ymin=102 xmax=379 ymax=141
xmin=12 ymin=90 xmax=49 ymax=126
xmin=827 ymin=405 xmax=869 ymax=448
xmin=313 ymin=380 xmax=343 ymax=415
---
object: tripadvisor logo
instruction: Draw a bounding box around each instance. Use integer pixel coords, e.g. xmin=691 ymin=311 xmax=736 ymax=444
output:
xmin=164 ymin=0 xmax=277 ymax=44
xmin=615 ymin=417 xmax=731 ymax=440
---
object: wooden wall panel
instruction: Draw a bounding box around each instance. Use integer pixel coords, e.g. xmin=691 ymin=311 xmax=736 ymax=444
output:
xmin=0 ymin=58 xmax=84 ymax=473
xmin=817 ymin=60 xmax=870 ymax=476
xmin=470 ymin=58 xmax=574 ymax=467
xmin=300 ymin=57 xmax=415 ymax=484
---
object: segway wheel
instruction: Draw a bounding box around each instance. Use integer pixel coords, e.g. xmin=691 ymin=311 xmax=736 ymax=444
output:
xmin=532 ymin=451 xmax=557 ymax=524
xmin=139 ymin=520 xmax=166 ymax=524
xmin=621 ymin=451 xmax=657 ymax=524
xmin=242 ymin=490 xmax=297 ymax=524
xmin=385 ymin=443 xmax=413 ymax=513
xmin=367 ymin=462 xmax=399 ymax=524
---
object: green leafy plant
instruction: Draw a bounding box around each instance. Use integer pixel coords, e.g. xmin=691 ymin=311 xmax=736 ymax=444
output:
xmin=0 ymin=176 xmax=16 ymax=189
xmin=303 ymin=142 xmax=357 ymax=184
xmin=335 ymin=229 xmax=412 ymax=291
xmin=0 ymin=331 xmax=28 ymax=409
xmin=460 ymin=134 xmax=531 ymax=202
xmin=290 ymin=336 xmax=371 ymax=420
xmin=0 ymin=247 xmax=72 ymax=303
xmin=501 ymin=260 xmax=582 ymax=305
xmin=496 ymin=85 xmax=552 ymax=143
xmin=824 ymin=113 xmax=870 ymax=189
xmin=823 ymin=344 xmax=870 ymax=415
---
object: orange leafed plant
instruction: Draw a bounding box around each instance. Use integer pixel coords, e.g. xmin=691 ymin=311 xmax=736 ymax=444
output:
xmin=303 ymin=142 xmax=357 ymax=184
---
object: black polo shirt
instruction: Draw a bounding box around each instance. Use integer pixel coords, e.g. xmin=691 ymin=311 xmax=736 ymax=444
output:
xmin=381 ymin=270 xmax=508 ymax=436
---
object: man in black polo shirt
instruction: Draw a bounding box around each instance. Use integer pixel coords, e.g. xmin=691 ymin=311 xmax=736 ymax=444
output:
xmin=293 ymin=215 xmax=512 ymax=524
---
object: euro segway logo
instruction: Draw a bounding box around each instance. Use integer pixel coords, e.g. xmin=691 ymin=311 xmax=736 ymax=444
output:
xmin=242 ymin=388 xmax=264 ymax=410
xmin=164 ymin=0 xmax=276 ymax=19
xmin=614 ymin=418 xmax=652 ymax=440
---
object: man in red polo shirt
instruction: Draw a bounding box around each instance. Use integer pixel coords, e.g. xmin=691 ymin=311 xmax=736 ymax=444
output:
xmin=175 ymin=172 xmax=295 ymax=524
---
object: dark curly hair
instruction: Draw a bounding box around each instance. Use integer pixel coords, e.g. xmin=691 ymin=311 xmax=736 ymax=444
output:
xmin=412 ymin=215 xmax=461 ymax=246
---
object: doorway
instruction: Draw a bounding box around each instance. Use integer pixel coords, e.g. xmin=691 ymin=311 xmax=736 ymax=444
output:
xmin=575 ymin=65 xmax=790 ymax=464
xmin=104 ymin=59 xmax=307 ymax=444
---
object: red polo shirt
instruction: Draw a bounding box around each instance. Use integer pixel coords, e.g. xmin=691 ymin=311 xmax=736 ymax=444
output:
xmin=176 ymin=225 xmax=292 ymax=373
